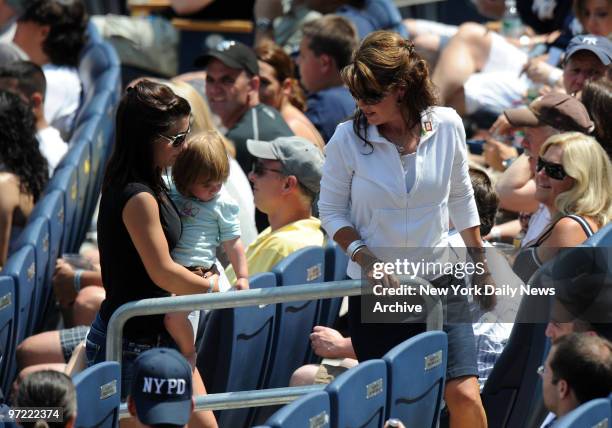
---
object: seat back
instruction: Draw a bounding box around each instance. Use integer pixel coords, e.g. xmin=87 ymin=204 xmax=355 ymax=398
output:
xmin=73 ymin=361 xmax=121 ymax=428
xmin=198 ymin=273 xmax=277 ymax=428
xmin=29 ymin=190 xmax=65 ymax=326
xmin=45 ymin=166 xmax=78 ymax=254
xmin=554 ymin=398 xmax=611 ymax=428
xmin=318 ymin=242 xmax=348 ymax=329
xmin=265 ymin=391 xmax=331 ymax=428
xmin=0 ymin=277 xmax=16 ymax=394
xmin=383 ymin=331 xmax=447 ymax=428
xmin=2 ymin=246 xmax=36 ymax=342
xmin=14 ymin=217 xmax=51 ymax=333
xmin=326 ymin=359 xmax=387 ymax=428
xmin=268 ymin=246 xmax=325 ymax=386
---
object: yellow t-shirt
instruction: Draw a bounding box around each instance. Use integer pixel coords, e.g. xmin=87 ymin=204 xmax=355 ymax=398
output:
xmin=226 ymin=217 xmax=324 ymax=284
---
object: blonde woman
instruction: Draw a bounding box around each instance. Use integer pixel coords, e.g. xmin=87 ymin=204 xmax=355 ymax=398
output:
xmin=514 ymin=132 xmax=612 ymax=281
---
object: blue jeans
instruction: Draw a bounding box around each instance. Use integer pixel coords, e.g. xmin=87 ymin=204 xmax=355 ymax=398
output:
xmin=85 ymin=313 xmax=176 ymax=399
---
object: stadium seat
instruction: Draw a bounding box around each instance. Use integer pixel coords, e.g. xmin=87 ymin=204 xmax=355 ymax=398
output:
xmin=29 ymin=190 xmax=65 ymax=330
xmin=0 ymin=276 xmax=16 ymax=394
xmin=554 ymin=398 xmax=611 ymax=428
xmin=56 ymin=144 xmax=92 ymax=252
xmin=73 ymin=361 xmax=121 ymax=428
xmin=582 ymin=222 xmax=612 ymax=247
xmin=326 ymin=359 xmax=387 ymax=428
xmin=45 ymin=166 xmax=78 ymax=254
xmin=79 ymin=42 xmax=121 ymax=101
xmin=198 ymin=272 xmax=277 ymax=428
xmin=264 ymin=391 xmax=331 ymax=428
xmin=318 ymin=242 xmax=348 ymax=329
xmin=2 ymin=246 xmax=36 ymax=342
xmin=269 ymin=246 xmax=324 ymax=383
xmin=481 ymin=263 xmax=552 ymax=428
xmin=383 ymin=331 xmax=447 ymax=428
xmin=251 ymin=247 xmax=325 ymax=425
xmin=14 ymin=217 xmax=51 ymax=333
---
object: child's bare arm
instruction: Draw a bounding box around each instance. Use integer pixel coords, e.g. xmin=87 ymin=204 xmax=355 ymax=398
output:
xmin=222 ymin=237 xmax=249 ymax=289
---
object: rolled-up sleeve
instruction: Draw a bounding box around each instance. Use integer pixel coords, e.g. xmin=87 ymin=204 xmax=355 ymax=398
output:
xmin=448 ymin=116 xmax=480 ymax=232
xmin=318 ymin=127 xmax=355 ymax=239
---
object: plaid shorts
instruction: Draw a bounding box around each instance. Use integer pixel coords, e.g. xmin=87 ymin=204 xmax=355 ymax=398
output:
xmin=59 ymin=325 xmax=90 ymax=362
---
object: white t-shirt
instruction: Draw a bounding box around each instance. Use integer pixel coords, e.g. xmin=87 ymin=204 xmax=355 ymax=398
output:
xmin=522 ymin=204 xmax=552 ymax=248
xmin=43 ymin=64 xmax=82 ymax=140
xmin=37 ymin=126 xmax=68 ymax=176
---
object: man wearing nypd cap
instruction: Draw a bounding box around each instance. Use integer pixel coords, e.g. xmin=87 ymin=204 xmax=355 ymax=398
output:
xmin=224 ymin=136 xmax=325 ymax=283
xmin=128 ymin=348 xmax=195 ymax=428
xmin=195 ymin=40 xmax=293 ymax=177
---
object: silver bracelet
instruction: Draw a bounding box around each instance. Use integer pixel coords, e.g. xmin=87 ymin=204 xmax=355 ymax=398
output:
xmin=346 ymin=239 xmax=366 ymax=261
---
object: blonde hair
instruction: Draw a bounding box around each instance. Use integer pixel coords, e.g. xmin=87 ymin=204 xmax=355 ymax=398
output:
xmin=172 ymin=130 xmax=230 ymax=197
xmin=540 ymin=132 xmax=612 ymax=226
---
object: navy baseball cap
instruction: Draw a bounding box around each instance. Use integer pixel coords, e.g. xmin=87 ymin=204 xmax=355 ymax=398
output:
xmin=195 ymin=40 xmax=259 ymax=75
xmin=565 ymin=35 xmax=612 ymax=66
xmin=130 ymin=348 xmax=193 ymax=426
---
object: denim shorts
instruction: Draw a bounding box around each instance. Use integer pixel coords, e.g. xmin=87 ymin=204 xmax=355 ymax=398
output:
xmin=85 ymin=313 xmax=176 ymax=399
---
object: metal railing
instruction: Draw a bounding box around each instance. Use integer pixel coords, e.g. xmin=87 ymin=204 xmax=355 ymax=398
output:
xmin=107 ymin=277 xmax=442 ymax=418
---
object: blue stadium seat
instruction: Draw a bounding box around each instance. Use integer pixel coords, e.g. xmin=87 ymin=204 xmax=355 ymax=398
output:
xmin=14 ymin=217 xmax=51 ymax=333
xmin=0 ymin=276 xmax=16 ymax=394
xmin=554 ymin=398 xmax=611 ymax=428
xmin=2 ymin=246 xmax=36 ymax=342
xmin=73 ymin=361 xmax=121 ymax=428
xmin=78 ymin=42 xmax=121 ymax=101
xmin=45 ymin=166 xmax=78 ymax=254
xmin=383 ymin=331 xmax=447 ymax=427
xmin=583 ymin=222 xmax=612 ymax=246
xmin=326 ymin=359 xmax=387 ymax=428
xmin=56 ymin=144 xmax=92 ymax=252
xmin=319 ymin=242 xmax=348 ymax=328
xmin=264 ymin=391 xmax=331 ymax=428
xmin=269 ymin=246 xmax=324 ymax=384
xmin=198 ymin=273 xmax=277 ymax=428
xmin=29 ymin=190 xmax=65 ymax=330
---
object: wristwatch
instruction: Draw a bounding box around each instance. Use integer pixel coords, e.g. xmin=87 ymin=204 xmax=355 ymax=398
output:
xmin=255 ymin=17 xmax=273 ymax=31
xmin=502 ymin=156 xmax=517 ymax=170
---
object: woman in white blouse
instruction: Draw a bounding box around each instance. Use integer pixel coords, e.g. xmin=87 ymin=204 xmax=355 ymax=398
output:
xmin=318 ymin=31 xmax=490 ymax=428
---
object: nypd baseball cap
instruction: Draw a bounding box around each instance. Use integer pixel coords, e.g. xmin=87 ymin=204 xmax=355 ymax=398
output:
xmin=195 ymin=40 xmax=259 ymax=75
xmin=246 ymin=136 xmax=324 ymax=194
xmin=130 ymin=348 xmax=193 ymax=426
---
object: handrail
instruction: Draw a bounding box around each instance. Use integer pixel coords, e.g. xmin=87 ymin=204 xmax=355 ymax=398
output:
xmin=118 ymin=385 xmax=326 ymax=419
xmin=106 ymin=277 xmax=441 ymax=363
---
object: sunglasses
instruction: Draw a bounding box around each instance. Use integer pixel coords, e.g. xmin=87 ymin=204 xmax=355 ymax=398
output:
xmin=158 ymin=124 xmax=191 ymax=148
xmin=251 ymin=160 xmax=285 ymax=176
xmin=536 ymin=157 xmax=567 ymax=180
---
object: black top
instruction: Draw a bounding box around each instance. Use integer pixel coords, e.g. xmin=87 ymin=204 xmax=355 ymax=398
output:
xmin=226 ymin=104 xmax=293 ymax=175
xmin=517 ymin=0 xmax=573 ymax=35
xmin=97 ymin=182 xmax=182 ymax=340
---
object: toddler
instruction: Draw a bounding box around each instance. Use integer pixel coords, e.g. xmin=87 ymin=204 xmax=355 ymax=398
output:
xmin=165 ymin=130 xmax=249 ymax=366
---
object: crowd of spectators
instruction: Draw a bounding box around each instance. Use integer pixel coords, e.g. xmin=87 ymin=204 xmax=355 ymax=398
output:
xmin=2 ymin=0 xmax=612 ymax=427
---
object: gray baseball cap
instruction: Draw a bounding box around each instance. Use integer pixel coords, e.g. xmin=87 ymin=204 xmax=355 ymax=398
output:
xmin=246 ymin=136 xmax=324 ymax=194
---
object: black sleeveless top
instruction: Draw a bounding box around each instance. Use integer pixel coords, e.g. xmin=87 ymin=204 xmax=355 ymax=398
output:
xmin=97 ymin=182 xmax=181 ymax=340
xmin=513 ymin=215 xmax=595 ymax=283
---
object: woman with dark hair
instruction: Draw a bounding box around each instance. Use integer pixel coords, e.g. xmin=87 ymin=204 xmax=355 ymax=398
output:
xmin=255 ymin=41 xmax=324 ymax=150
xmin=582 ymin=78 xmax=612 ymax=158
xmin=0 ymin=90 xmax=48 ymax=267
xmin=319 ymin=31 xmax=489 ymax=427
xmin=85 ymin=80 xmax=218 ymax=427
xmin=16 ymin=370 xmax=77 ymax=428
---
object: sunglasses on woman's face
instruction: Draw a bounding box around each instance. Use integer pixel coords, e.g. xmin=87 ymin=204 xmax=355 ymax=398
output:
xmin=536 ymin=157 xmax=567 ymax=180
xmin=158 ymin=124 xmax=191 ymax=148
